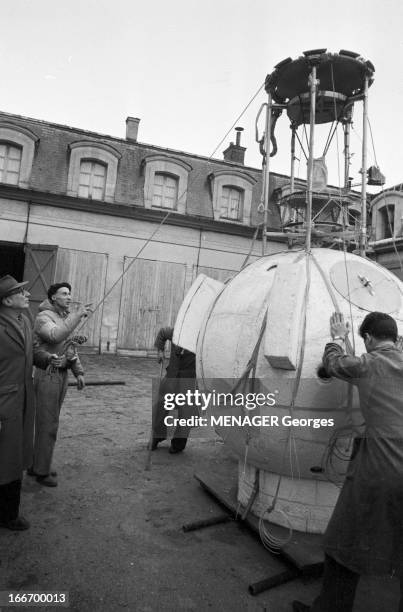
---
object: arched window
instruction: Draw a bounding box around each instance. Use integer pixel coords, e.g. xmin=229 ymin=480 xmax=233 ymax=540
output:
xmin=379 ymin=204 xmax=395 ymax=239
xmin=67 ymin=141 xmax=121 ymax=202
xmin=142 ymin=155 xmax=192 ymax=214
xmin=209 ymin=170 xmax=256 ymax=224
xmin=152 ymin=173 xmax=179 ymax=209
xmin=78 ymin=160 xmax=107 ymax=200
xmin=0 ymin=143 xmax=22 ymax=185
xmin=0 ymin=123 xmax=38 ymax=188
xmin=348 ymin=208 xmax=360 ymax=228
xmin=220 ymin=186 xmax=243 ymax=220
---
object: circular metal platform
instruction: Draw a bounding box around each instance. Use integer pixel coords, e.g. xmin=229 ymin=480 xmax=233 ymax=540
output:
xmin=279 ymin=189 xmax=358 ymax=210
xmin=265 ymin=49 xmax=375 ymax=125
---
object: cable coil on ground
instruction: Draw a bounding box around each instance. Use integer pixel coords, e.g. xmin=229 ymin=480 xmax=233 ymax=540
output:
xmin=258 ymin=506 xmax=293 ymax=554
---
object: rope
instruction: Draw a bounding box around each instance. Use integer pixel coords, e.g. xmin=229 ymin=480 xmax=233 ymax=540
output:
xmin=257 ymin=251 xmax=311 ymax=550
xmin=329 ymin=62 xmax=358 ymax=352
xmin=231 ymin=311 xmax=267 ymax=396
xmin=75 ymin=210 xmax=172 ymax=332
xmin=310 ymin=251 xmax=358 ymax=483
xmin=208 ymin=83 xmax=265 ymax=161
xmin=240 ymin=224 xmax=261 ymax=270
xmin=310 ymin=252 xmax=354 ymax=354
xmin=322 ymin=121 xmax=340 ymax=158
xmin=330 ymin=63 xmax=345 ymax=206
xmin=322 ymin=120 xmax=335 ymax=157
xmin=71 ymin=81 xmax=267 ymax=334
xmin=367 ymin=117 xmax=378 ymax=167
xmin=341 ymin=247 xmax=356 ymax=353
xmin=258 ymin=506 xmax=293 ymax=553
xmin=235 ymin=442 xmax=253 ymax=521
xmin=294 ymin=127 xmax=308 ymax=162
xmin=321 ymin=423 xmax=359 ymax=487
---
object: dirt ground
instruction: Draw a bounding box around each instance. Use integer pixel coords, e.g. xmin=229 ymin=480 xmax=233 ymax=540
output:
xmin=0 ymin=355 xmax=400 ymax=612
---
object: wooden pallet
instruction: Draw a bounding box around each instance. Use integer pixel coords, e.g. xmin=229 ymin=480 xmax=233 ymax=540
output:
xmin=194 ymin=469 xmax=324 ymax=594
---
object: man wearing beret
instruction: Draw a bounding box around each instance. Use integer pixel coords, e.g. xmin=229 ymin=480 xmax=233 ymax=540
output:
xmin=0 ymin=275 xmax=50 ymax=530
xmin=30 ymin=283 xmax=91 ymax=487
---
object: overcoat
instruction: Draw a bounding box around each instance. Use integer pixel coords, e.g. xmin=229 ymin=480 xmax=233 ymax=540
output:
xmin=0 ymin=308 xmax=35 ymax=485
xmin=323 ymin=343 xmax=403 ymax=576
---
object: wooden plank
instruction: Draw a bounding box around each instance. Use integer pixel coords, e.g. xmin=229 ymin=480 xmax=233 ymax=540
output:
xmin=194 ymin=469 xmax=324 ymax=573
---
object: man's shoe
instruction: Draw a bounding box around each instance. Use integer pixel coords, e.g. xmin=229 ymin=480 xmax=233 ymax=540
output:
xmin=36 ymin=475 xmax=58 ymax=487
xmin=0 ymin=516 xmax=30 ymax=531
xmin=292 ymin=601 xmax=311 ymax=612
xmin=28 ymin=467 xmax=57 ymax=477
xmin=150 ymin=437 xmax=165 ymax=450
xmin=169 ymin=446 xmax=184 ymax=454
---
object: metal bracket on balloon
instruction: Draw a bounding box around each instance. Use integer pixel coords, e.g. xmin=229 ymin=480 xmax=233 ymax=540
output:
xmin=357 ymin=274 xmax=375 ymax=295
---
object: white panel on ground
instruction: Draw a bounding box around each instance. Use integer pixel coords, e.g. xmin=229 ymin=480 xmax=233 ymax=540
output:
xmin=173 ymin=274 xmax=224 ymax=353
xmin=264 ymin=263 xmax=307 ymax=370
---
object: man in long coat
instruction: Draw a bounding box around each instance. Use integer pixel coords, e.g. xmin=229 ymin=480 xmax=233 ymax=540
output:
xmin=293 ymin=311 xmax=403 ymax=612
xmin=0 ymin=275 xmax=49 ymax=530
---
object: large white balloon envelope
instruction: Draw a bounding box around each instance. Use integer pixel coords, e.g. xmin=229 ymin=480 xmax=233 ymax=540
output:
xmin=174 ymin=248 xmax=403 ymax=533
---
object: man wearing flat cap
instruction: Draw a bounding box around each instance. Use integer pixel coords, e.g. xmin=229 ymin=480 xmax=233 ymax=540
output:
xmin=0 ymin=275 xmax=49 ymax=530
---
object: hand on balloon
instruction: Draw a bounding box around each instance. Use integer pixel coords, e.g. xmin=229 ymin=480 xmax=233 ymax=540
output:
xmin=330 ymin=312 xmax=350 ymax=339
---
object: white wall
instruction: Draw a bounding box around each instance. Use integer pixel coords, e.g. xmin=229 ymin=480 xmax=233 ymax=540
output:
xmin=0 ymin=198 xmax=286 ymax=352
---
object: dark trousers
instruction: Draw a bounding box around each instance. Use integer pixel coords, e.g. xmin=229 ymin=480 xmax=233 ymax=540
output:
xmin=152 ymin=376 xmax=197 ymax=450
xmin=311 ymin=555 xmax=403 ymax=612
xmin=0 ymin=479 xmax=21 ymax=522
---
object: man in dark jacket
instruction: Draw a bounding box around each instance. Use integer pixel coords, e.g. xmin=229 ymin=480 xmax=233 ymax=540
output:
xmin=0 ymin=275 xmax=49 ymax=530
xmin=293 ymin=311 xmax=403 ymax=612
xmin=151 ymin=326 xmax=197 ymax=454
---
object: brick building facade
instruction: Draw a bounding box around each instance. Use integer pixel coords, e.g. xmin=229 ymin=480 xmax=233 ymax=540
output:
xmin=0 ymin=111 xmax=290 ymax=353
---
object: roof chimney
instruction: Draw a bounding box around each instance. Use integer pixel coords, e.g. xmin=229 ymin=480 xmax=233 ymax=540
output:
xmin=223 ymin=127 xmax=246 ymax=165
xmin=126 ymin=117 xmax=140 ymax=142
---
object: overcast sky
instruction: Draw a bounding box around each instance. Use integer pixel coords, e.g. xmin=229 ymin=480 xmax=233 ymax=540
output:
xmin=2 ymin=0 xmax=403 ymax=191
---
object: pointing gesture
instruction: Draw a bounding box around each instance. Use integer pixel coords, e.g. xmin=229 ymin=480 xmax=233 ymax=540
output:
xmin=77 ymin=302 xmax=93 ymax=318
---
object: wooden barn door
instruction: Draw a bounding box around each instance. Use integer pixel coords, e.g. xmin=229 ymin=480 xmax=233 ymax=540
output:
xmin=24 ymin=244 xmax=58 ymax=317
xmin=117 ymin=258 xmax=186 ymax=350
xmin=54 ymin=249 xmax=108 ymax=351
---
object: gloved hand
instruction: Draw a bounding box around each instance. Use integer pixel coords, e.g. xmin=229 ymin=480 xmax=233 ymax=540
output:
xmin=76 ymin=375 xmax=85 ymax=390
xmin=49 ymin=354 xmax=68 ymax=368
